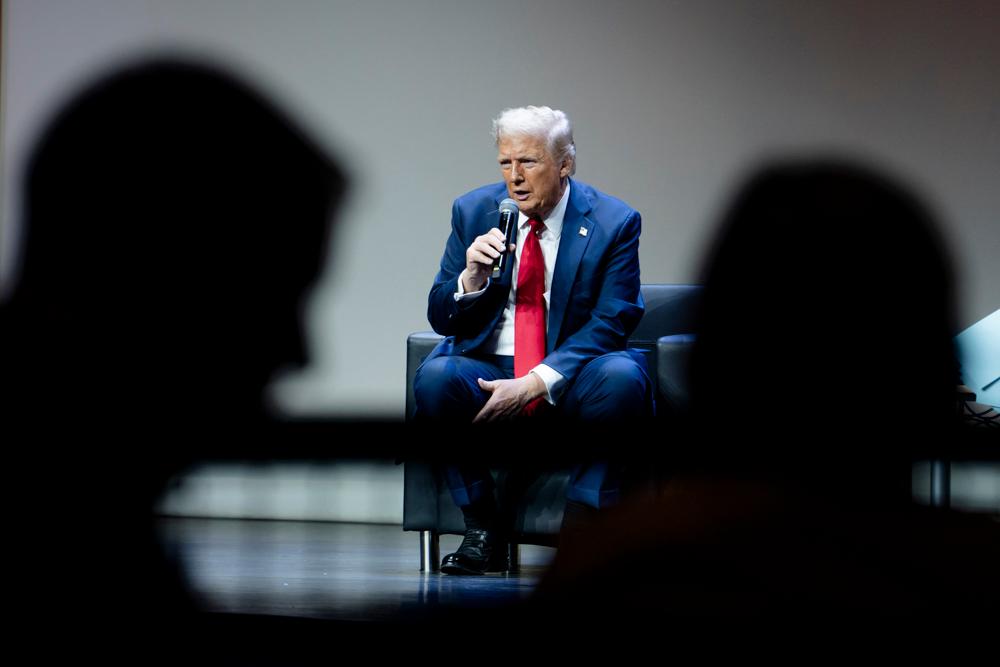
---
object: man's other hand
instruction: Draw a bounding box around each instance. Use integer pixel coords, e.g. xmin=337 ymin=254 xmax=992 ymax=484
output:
xmin=472 ymin=373 xmax=546 ymax=422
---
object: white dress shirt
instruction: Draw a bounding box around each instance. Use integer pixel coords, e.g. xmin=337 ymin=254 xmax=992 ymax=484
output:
xmin=453 ymin=183 xmax=570 ymax=404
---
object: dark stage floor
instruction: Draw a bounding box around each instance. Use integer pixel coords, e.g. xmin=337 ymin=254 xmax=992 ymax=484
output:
xmin=158 ymin=517 xmax=556 ymax=623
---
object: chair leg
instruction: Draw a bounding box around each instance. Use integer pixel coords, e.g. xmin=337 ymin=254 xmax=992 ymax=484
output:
xmin=419 ymin=530 xmax=440 ymax=572
xmin=507 ymin=543 xmax=520 ymax=573
xmin=930 ymin=459 xmax=950 ymax=508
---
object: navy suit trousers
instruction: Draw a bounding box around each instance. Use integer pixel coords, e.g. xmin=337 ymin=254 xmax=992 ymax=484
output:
xmin=413 ymin=350 xmax=654 ymax=509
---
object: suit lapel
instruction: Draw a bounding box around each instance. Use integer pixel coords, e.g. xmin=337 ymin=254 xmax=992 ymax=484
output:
xmin=547 ymin=181 xmax=593 ymax=353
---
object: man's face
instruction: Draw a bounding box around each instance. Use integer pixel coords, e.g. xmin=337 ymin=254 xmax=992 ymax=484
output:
xmin=497 ymin=134 xmax=570 ymax=221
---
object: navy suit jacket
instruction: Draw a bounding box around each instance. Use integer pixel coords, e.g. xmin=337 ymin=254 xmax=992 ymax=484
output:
xmin=424 ymin=178 xmax=644 ymax=388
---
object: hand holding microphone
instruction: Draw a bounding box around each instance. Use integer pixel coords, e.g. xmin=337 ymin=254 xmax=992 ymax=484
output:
xmin=461 ymin=198 xmax=518 ymax=292
xmin=491 ymin=198 xmax=519 ymax=278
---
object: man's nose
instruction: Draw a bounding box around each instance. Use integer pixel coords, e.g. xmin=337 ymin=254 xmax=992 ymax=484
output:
xmin=510 ymin=162 xmax=523 ymax=182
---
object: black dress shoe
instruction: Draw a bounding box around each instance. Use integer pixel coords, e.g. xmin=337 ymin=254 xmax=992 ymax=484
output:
xmin=440 ymin=528 xmax=510 ymax=575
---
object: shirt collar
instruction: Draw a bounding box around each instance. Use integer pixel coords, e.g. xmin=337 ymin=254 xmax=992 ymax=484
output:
xmin=518 ymin=181 xmax=569 ymax=241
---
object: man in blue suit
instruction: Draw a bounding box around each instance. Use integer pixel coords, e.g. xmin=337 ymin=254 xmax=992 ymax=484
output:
xmin=414 ymin=106 xmax=653 ymax=574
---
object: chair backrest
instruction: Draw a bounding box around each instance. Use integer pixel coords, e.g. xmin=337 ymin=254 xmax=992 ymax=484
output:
xmin=629 ymin=284 xmax=702 ymax=348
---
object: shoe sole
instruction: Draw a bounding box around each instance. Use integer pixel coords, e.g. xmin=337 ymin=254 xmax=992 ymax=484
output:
xmin=440 ymin=563 xmax=486 ymax=575
xmin=440 ymin=560 xmax=512 ymax=576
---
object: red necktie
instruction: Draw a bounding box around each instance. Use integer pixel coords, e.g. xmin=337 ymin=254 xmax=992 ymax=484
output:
xmin=515 ymin=218 xmax=546 ymax=415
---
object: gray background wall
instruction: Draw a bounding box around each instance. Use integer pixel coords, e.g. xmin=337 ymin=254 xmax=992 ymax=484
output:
xmin=3 ymin=0 xmax=999 ymax=419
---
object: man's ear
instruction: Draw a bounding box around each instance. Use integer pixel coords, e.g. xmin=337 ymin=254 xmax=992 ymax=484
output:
xmin=560 ymin=158 xmax=573 ymax=179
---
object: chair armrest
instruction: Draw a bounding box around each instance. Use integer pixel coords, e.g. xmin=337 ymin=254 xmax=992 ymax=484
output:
xmin=406 ymin=332 xmax=445 ymax=420
xmin=657 ymin=334 xmax=695 ymax=414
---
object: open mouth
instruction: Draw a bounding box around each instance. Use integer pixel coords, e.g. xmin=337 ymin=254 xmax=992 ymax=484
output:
xmin=514 ymin=191 xmax=530 ymax=201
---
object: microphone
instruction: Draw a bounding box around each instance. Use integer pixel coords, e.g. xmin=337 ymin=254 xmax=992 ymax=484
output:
xmin=492 ymin=198 xmax=519 ymax=279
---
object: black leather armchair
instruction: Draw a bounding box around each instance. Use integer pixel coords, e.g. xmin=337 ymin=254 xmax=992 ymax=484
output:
xmin=403 ymin=284 xmax=702 ymax=571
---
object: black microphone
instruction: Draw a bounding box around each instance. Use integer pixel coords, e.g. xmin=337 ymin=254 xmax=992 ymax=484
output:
xmin=492 ymin=198 xmax=519 ymax=279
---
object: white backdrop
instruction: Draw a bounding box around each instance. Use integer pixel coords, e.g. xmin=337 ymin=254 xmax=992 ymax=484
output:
xmin=4 ymin=0 xmax=999 ymax=418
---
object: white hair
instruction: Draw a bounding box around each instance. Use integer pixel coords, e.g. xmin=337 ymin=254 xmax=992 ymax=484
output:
xmin=491 ymin=106 xmax=576 ymax=176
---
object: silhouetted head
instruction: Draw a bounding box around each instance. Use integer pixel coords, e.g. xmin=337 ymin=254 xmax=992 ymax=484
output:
xmin=4 ymin=58 xmax=345 ymax=419
xmin=690 ymin=159 xmax=958 ymax=468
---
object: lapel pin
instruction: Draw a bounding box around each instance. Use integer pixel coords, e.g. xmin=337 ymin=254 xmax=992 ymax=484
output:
xmin=579 ymin=226 xmax=588 ymax=237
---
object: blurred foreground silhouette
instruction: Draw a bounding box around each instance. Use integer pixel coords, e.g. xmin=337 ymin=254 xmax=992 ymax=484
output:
xmin=2 ymin=58 xmax=345 ymax=660
xmin=531 ymin=159 xmax=999 ymax=628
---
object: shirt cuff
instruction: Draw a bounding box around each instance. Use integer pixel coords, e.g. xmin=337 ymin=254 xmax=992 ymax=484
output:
xmin=530 ymin=364 xmax=565 ymax=406
xmin=453 ymin=269 xmax=489 ymax=302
